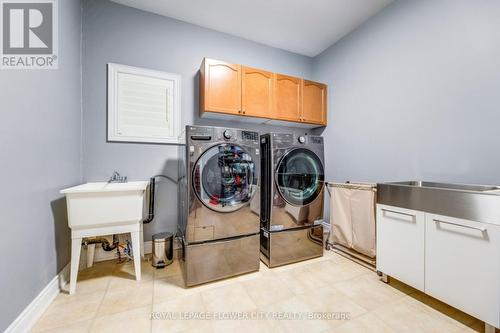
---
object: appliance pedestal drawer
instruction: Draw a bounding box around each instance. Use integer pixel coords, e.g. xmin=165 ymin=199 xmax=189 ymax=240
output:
xmin=261 ymin=225 xmax=323 ymax=268
xmin=183 ymin=234 xmax=260 ymax=286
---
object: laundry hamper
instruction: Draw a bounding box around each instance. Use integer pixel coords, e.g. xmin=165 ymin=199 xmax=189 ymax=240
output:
xmin=326 ymin=182 xmax=377 ymax=268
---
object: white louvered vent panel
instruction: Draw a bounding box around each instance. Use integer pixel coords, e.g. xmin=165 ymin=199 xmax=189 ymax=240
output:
xmin=108 ymin=63 xmax=181 ymax=144
xmin=117 ymin=73 xmax=173 ymax=137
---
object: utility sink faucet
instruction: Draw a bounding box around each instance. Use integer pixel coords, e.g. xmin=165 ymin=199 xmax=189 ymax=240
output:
xmin=109 ymin=171 xmax=127 ymax=183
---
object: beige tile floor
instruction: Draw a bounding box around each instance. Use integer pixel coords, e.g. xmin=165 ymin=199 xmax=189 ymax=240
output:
xmin=31 ymin=251 xmax=497 ymax=333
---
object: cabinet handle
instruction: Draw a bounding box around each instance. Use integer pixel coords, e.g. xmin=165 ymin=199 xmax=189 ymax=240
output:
xmin=242 ymin=109 xmax=246 ymax=114
xmin=381 ymin=208 xmax=416 ymax=219
xmin=433 ymin=219 xmax=487 ymax=232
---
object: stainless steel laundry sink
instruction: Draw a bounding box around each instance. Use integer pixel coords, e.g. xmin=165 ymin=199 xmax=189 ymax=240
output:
xmin=387 ymin=181 xmax=500 ymax=192
xmin=377 ymin=181 xmax=500 ymax=224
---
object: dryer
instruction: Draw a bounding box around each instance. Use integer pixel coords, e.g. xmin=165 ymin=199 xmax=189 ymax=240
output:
xmin=260 ymin=133 xmax=325 ymax=267
xmin=178 ymin=125 xmax=261 ymax=286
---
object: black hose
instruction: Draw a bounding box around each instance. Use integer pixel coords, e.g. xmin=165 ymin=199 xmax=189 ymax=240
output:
xmin=153 ymin=174 xmax=178 ymax=184
xmin=143 ymin=174 xmax=178 ymax=224
xmin=143 ymin=177 xmax=156 ymax=224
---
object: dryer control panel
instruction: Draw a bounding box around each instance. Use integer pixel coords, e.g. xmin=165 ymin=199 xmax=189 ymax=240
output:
xmin=310 ymin=136 xmax=323 ymax=145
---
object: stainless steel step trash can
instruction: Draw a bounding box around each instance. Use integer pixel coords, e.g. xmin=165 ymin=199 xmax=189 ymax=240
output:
xmin=152 ymin=232 xmax=174 ymax=268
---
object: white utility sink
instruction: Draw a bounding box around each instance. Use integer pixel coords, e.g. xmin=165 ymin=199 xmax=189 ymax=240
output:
xmin=61 ymin=181 xmax=149 ymax=229
xmin=60 ymin=181 xmax=149 ymax=294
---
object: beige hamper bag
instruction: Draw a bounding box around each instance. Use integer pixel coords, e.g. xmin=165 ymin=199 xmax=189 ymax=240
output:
xmin=329 ymin=183 xmax=376 ymax=259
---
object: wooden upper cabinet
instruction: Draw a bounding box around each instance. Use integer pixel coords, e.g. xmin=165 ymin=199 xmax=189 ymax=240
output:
xmin=302 ymin=80 xmax=327 ymax=125
xmin=199 ymin=58 xmax=327 ymax=127
xmin=273 ymin=74 xmax=302 ymax=122
xmin=241 ymin=66 xmax=273 ymax=118
xmin=200 ymin=58 xmax=241 ymax=115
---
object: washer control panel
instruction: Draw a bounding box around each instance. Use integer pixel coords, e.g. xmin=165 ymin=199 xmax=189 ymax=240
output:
xmin=187 ymin=126 xmax=259 ymax=147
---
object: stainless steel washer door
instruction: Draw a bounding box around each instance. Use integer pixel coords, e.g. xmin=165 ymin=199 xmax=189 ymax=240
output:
xmin=193 ymin=143 xmax=257 ymax=213
xmin=276 ymin=148 xmax=324 ymax=206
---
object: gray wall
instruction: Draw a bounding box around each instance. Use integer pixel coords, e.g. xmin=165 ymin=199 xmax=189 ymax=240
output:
xmin=313 ymin=0 xmax=500 ymax=189
xmin=0 ymin=0 xmax=82 ymax=330
xmin=82 ymin=0 xmax=313 ymax=239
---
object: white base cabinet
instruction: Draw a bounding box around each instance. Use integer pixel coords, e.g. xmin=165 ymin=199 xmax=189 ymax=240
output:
xmin=376 ymin=205 xmax=425 ymax=291
xmin=377 ymin=204 xmax=500 ymax=330
xmin=425 ymin=213 xmax=500 ymax=327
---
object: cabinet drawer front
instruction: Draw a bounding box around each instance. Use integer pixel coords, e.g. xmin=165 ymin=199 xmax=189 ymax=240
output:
xmin=184 ymin=234 xmax=260 ymax=286
xmin=425 ymin=213 xmax=500 ymax=326
xmin=376 ymin=204 xmax=425 ymax=291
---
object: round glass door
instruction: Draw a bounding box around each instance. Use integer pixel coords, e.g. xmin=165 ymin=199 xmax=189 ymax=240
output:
xmin=192 ymin=144 xmax=257 ymax=212
xmin=276 ymin=148 xmax=324 ymax=206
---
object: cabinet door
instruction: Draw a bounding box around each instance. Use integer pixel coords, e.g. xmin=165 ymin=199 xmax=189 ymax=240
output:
xmin=376 ymin=204 xmax=425 ymax=291
xmin=201 ymin=58 xmax=241 ymax=114
xmin=273 ymin=74 xmax=302 ymax=122
xmin=241 ymin=66 xmax=273 ymax=118
xmin=425 ymin=213 xmax=500 ymax=327
xmin=302 ymin=80 xmax=327 ymax=125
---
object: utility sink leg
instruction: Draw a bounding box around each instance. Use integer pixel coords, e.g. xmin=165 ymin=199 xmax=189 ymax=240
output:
xmin=131 ymin=231 xmax=141 ymax=281
xmin=140 ymin=222 xmax=145 ymax=259
xmin=485 ymin=323 xmax=496 ymax=333
xmin=70 ymin=237 xmax=82 ymax=295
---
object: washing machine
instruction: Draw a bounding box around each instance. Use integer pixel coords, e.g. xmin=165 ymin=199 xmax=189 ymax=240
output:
xmin=178 ymin=125 xmax=261 ymax=286
xmin=260 ymin=133 xmax=325 ymax=267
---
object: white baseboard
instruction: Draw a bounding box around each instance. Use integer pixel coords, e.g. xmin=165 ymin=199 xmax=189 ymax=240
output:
xmin=144 ymin=240 xmax=152 ymax=254
xmin=5 ymin=263 xmax=70 ymax=333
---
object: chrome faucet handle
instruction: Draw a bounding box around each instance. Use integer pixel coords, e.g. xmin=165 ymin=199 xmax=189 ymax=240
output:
xmin=109 ymin=171 xmax=127 ymax=183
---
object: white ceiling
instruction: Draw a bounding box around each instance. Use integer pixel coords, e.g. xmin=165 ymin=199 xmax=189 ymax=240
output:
xmin=111 ymin=0 xmax=393 ymax=57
